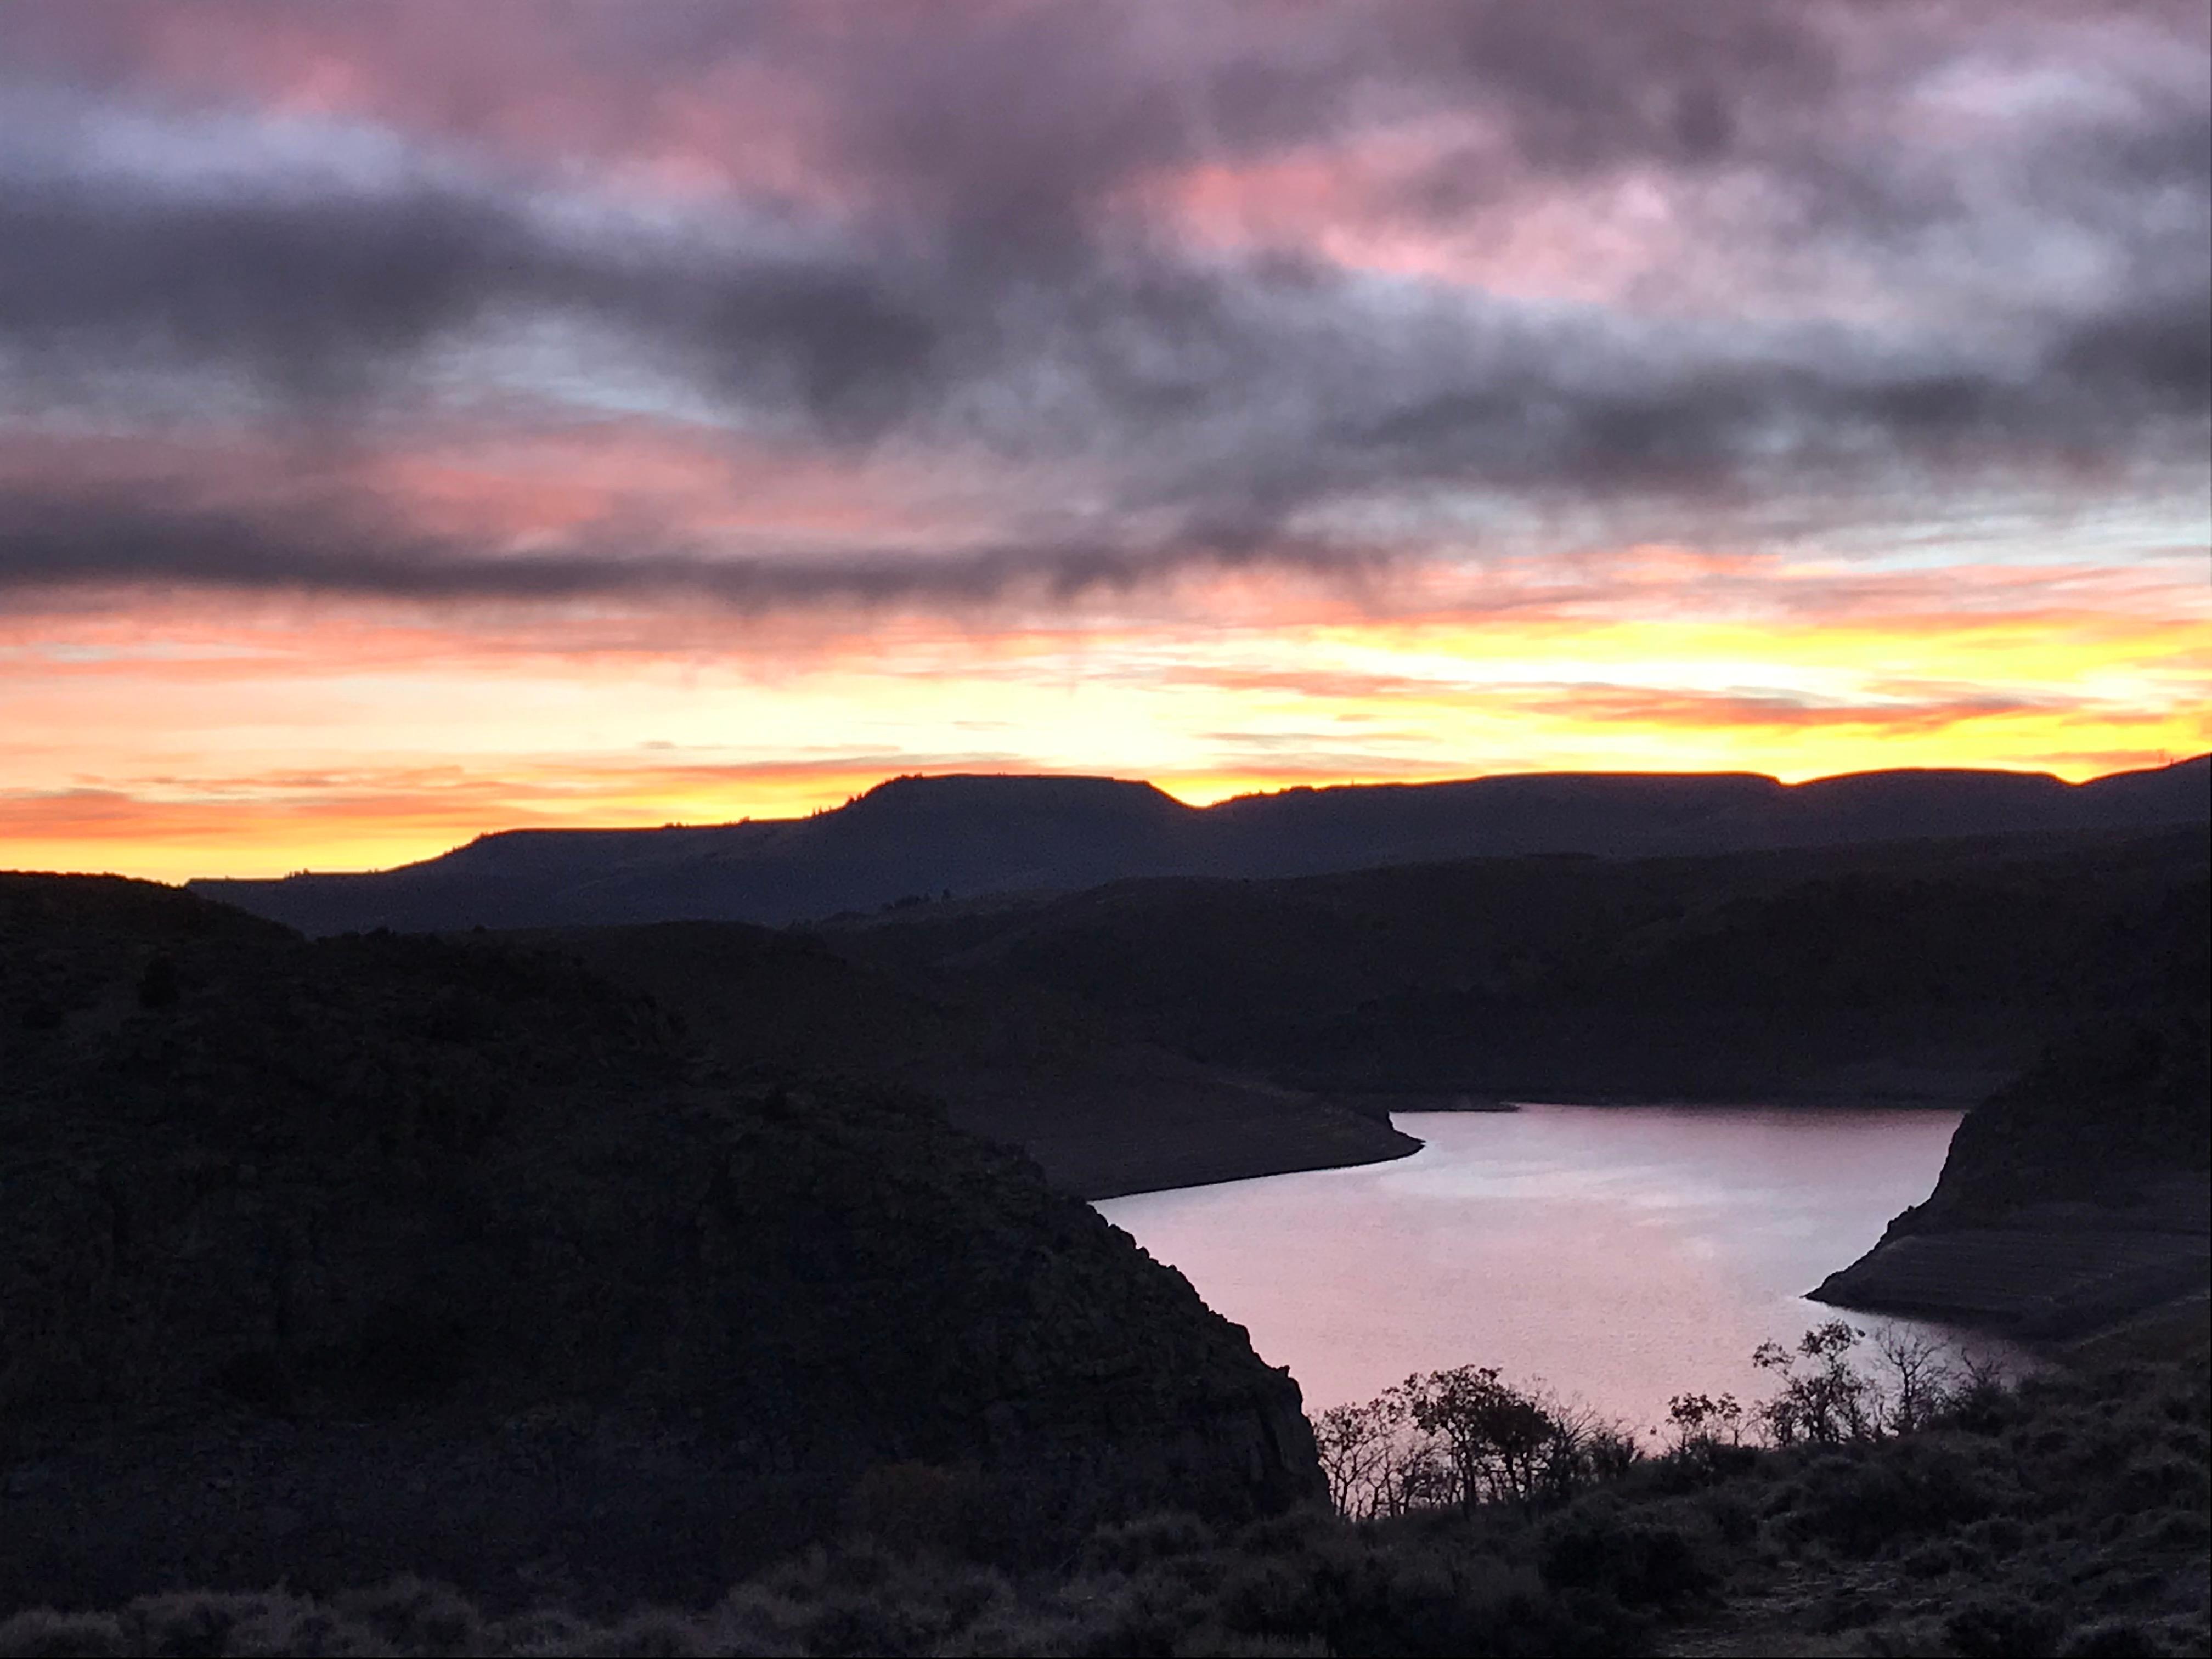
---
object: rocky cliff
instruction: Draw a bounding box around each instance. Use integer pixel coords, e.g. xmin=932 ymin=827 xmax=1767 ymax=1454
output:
xmin=0 ymin=874 xmax=1320 ymax=1610
xmin=1812 ymin=878 xmax=2209 ymax=1340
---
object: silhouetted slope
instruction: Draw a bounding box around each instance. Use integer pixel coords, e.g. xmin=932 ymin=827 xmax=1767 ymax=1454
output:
xmin=1814 ymin=878 xmax=2210 ymax=1336
xmin=836 ymin=828 xmax=2209 ymax=1104
xmin=1900 ymin=871 xmax=2208 ymax=1222
xmin=526 ymin=918 xmax=1420 ymax=1199
xmin=190 ymin=757 xmax=2209 ymax=934
xmin=0 ymin=874 xmax=1321 ymax=1610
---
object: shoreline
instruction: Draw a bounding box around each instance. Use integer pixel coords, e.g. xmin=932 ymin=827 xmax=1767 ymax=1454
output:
xmin=1070 ymin=1088 xmax=1980 ymax=1203
xmin=1413 ymin=1091 xmax=1982 ymax=1113
xmin=1086 ymin=1131 xmax=1426 ymax=1204
xmin=1809 ymin=1176 xmax=2212 ymax=1347
xmin=1039 ymin=1113 xmax=1425 ymax=1203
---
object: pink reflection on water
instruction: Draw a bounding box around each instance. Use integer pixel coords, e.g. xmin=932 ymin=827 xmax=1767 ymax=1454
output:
xmin=1098 ymin=1104 xmax=2029 ymax=1430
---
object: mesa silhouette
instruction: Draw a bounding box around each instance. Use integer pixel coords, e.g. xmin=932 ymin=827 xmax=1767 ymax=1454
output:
xmin=190 ymin=757 xmax=2209 ymax=935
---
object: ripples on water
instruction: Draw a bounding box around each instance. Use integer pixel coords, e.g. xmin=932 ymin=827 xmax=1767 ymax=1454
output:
xmin=1098 ymin=1104 xmax=2030 ymax=1431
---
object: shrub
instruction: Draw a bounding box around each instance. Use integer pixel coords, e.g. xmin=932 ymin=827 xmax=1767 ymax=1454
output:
xmin=1699 ymin=1488 xmax=1759 ymax=1547
xmin=490 ymin=1609 xmax=602 ymax=1657
xmin=569 ymin=1610 xmax=712 ymax=1657
xmin=1957 ymin=1513 xmax=2029 ymax=1558
xmin=1216 ymin=1554 xmax=1330 ymax=1638
xmin=119 ymin=1592 xmax=280 ymax=1657
xmin=1080 ymin=1511 xmax=1215 ymax=1574
xmin=1945 ymin=1595 xmax=2065 ymax=1658
xmin=330 ymin=1578 xmax=484 ymax=1651
xmin=2113 ymin=1449 xmax=2207 ymax=1507
xmin=793 ymin=1589 xmax=934 ymax=1659
xmin=2059 ymin=1620 xmax=2164 ymax=1657
xmin=1537 ymin=1501 xmax=1714 ymax=1609
xmin=1785 ymin=1438 xmax=2006 ymax=1557
xmin=0 ymin=1610 xmax=132 ymax=1658
xmin=1049 ymin=1568 xmax=1206 ymax=1657
xmin=844 ymin=1462 xmax=988 ymax=1560
xmin=1341 ymin=1549 xmax=1572 ymax=1659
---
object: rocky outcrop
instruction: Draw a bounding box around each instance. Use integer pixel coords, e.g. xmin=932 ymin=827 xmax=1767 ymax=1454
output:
xmin=1810 ymin=1178 xmax=2210 ymax=1338
xmin=1813 ymin=891 xmax=2209 ymax=1339
xmin=0 ymin=874 xmax=1321 ymax=1610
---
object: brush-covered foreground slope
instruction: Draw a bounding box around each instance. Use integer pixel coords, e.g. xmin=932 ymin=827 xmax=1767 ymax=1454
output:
xmin=1814 ymin=874 xmax=2210 ymax=1339
xmin=835 ymin=828 xmax=2209 ymax=1107
xmin=7 ymin=1353 xmax=2205 ymax=1657
xmin=517 ymin=918 xmax=1418 ymax=1200
xmin=190 ymin=757 xmax=2209 ymax=935
xmin=0 ymin=874 xmax=1321 ymax=1612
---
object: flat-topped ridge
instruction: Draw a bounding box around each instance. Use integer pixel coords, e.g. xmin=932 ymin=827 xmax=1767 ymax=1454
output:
xmin=850 ymin=771 xmax=1189 ymax=815
xmin=188 ymin=755 xmax=2209 ymax=934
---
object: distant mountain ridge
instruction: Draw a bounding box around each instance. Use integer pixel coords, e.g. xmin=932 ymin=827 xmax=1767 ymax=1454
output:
xmin=190 ymin=755 xmax=2211 ymax=935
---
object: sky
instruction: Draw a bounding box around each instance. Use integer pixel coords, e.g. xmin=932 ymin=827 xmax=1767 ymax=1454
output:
xmin=2 ymin=1 xmax=2207 ymax=881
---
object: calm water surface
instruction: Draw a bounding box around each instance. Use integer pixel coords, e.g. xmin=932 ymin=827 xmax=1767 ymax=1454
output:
xmin=1099 ymin=1105 xmax=2025 ymax=1430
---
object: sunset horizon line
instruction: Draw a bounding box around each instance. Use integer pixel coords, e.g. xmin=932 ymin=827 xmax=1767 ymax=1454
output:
xmin=14 ymin=749 xmax=2202 ymax=890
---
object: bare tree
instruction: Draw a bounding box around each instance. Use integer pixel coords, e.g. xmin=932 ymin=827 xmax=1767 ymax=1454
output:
xmin=1874 ymin=1325 xmax=1960 ymax=1435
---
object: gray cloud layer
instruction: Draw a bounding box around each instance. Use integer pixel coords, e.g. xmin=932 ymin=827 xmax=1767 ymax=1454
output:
xmin=0 ymin=486 xmax=1383 ymax=608
xmin=1 ymin=1 xmax=2204 ymax=604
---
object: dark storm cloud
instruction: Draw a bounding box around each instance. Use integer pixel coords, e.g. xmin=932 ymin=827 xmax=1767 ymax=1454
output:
xmin=0 ymin=486 xmax=1381 ymax=607
xmin=0 ymin=3 xmax=1852 ymax=235
xmin=0 ymin=170 xmax=946 ymax=430
xmin=0 ymin=175 xmax=525 ymax=400
xmin=1318 ymin=284 xmax=2212 ymax=492
xmin=0 ymin=0 xmax=2205 ymax=603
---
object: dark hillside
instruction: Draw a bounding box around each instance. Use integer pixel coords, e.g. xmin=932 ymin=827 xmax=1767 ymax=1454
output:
xmin=190 ymin=756 xmax=2209 ymax=934
xmin=0 ymin=874 xmax=1321 ymax=1612
xmin=1814 ymin=877 xmax=2209 ymax=1337
xmin=836 ymin=829 xmax=2209 ymax=1105
xmin=9 ymin=1350 xmax=2204 ymax=1656
xmin=511 ymin=919 xmax=1420 ymax=1199
xmin=1906 ymin=868 xmax=2208 ymax=1229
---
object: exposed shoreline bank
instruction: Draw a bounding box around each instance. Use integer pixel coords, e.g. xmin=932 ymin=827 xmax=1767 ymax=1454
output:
xmin=1080 ymin=1088 xmax=1977 ymax=1203
xmin=1808 ymin=1176 xmax=2212 ymax=1345
xmin=1010 ymin=1094 xmax=1425 ymax=1203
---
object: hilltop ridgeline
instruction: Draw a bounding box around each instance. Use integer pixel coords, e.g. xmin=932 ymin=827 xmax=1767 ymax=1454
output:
xmin=190 ymin=757 xmax=2209 ymax=934
xmin=0 ymin=874 xmax=1321 ymax=1612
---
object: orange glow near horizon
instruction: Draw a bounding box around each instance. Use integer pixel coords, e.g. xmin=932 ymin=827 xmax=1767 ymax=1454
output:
xmin=5 ymin=4 xmax=2205 ymax=896
xmin=7 ymin=540 xmax=2205 ymax=884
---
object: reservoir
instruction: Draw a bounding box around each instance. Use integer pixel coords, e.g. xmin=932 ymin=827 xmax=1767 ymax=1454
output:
xmin=1099 ymin=1104 xmax=2023 ymax=1431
